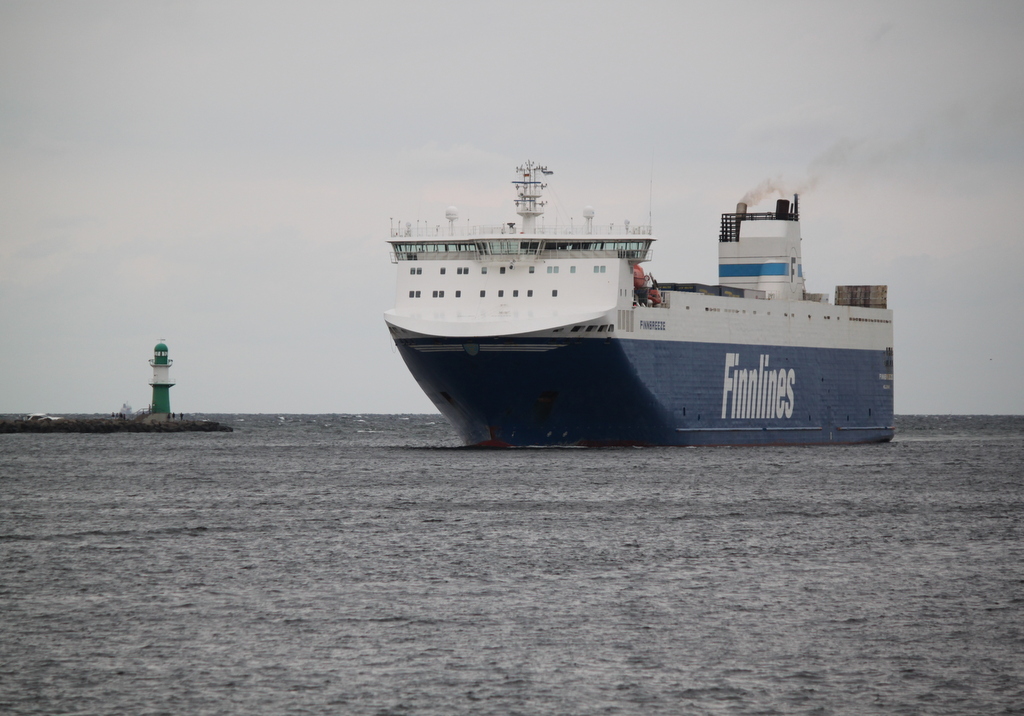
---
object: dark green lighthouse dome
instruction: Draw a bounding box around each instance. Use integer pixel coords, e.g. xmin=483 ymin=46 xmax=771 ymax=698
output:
xmin=153 ymin=342 xmax=170 ymax=365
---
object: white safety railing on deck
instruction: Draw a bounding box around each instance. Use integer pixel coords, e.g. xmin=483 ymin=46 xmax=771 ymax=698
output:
xmin=390 ymin=223 xmax=652 ymax=239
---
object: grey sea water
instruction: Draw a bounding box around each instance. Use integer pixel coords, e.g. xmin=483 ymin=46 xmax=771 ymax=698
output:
xmin=1 ymin=414 xmax=1022 ymax=715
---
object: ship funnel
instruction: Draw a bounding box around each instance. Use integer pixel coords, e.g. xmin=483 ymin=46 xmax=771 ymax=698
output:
xmin=775 ymin=199 xmax=790 ymax=219
xmin=736 ymin=202 xmax=747 ymax=215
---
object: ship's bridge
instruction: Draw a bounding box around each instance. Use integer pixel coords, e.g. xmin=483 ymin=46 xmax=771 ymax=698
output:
xmin=390 ymin=234 xmax=654 ymax=263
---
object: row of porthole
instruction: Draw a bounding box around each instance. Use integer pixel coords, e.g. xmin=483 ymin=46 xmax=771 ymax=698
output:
xmin=703 ymin=306 xmax=881 ymax=323
xmin=411 ymin=265 xmax=608 ymax=276
xmin=409 ymin=289 xmax=560 ymax=299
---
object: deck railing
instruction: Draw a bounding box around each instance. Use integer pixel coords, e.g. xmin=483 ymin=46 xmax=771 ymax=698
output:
xmin=391 ymin=223 xmax=652 ymax=239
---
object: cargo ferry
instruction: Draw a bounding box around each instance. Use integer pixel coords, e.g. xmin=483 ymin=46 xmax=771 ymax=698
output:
xmin=384 ymin=162 xmax=893 ymax=446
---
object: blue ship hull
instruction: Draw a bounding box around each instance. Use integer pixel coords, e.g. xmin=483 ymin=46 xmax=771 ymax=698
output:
xmin=395 ymin=336 xmax=894 ymax=447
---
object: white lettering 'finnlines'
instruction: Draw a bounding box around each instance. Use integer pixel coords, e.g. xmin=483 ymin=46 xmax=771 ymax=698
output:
xmin=721 ymin=353 xmax=795 ymax=420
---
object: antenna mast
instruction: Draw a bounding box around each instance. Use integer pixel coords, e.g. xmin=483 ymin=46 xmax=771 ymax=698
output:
xmin=512 ymin=161 xmax=550 ymax=233
xmin=649 ymin=157 xmax=654 ymax=228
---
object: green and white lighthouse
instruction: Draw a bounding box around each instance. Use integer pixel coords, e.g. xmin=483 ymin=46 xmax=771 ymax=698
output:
xmin=149 ymin=341 xmax=175 ymax=418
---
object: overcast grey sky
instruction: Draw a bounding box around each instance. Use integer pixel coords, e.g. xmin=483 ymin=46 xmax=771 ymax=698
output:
xmin=2 ymin=0 xmax=1022 ymax=415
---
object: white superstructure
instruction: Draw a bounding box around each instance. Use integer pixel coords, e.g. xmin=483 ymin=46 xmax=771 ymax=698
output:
xmin=385 ymin=161 xmax=651 ymax=339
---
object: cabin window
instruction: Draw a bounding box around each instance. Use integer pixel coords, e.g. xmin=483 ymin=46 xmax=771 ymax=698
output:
xmin=527 ymin=290 xmax=533 ymax=297
xmin=598 ymin=325 xmax=606 ymax=332
xmin=552 ymin=290 xmax=558 ymax=297
xmin=409 ymin=291 xmax=415 ymax=298
xmin=409 ymin=267 xmax=422 ymax=275
xmin=440 ymin=268 xmax=446 ymax=275
xmin=594 ymin=265 xmax=606 ymax=273
xmin=547 ymin=266 xmax=559 ymax=274
xmin=570 ymin=266 xmax=576 ymax=274
xmin=585 ymin=325 xmax=596 ymax=332
xmin=529 ymin=266 xmax=535 ymax=274
xmin=513 ymin=290 xmax=519 ymax=297
xmin=481 ymin=267 xmax=488 ymax=274
xmin=571 ymin=326 xmax=582 ymax=332
xmin=498 ymin=290 xmax=504 ymax=297
xmin=455 ymin=291 xmax=461 ymax=298
xmin=480 ymin=290 xmax=486 ymax=297
xmin=500 ymin=267 xmax=506 ymax=274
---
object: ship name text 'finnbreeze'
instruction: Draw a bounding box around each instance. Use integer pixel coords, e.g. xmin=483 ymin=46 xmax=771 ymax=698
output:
xmin=721 ymin=353 xmax=796 ymax=420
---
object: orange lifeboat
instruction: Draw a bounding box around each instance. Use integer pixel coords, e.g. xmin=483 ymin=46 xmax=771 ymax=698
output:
xmin=633 ymin=264 xmax=646 ymax=288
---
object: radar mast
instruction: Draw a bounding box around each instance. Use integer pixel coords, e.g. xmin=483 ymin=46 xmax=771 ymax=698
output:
xmin=512 ymin=161 xmax=551 ymax=233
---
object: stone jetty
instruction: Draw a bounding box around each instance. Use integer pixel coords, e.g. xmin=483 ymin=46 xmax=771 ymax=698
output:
xmin=0 ymin=418 xmax=232 ymax=433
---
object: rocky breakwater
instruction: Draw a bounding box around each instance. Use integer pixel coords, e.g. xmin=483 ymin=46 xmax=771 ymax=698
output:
xmin=0 ymin=418 xmax=233 ymax=433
